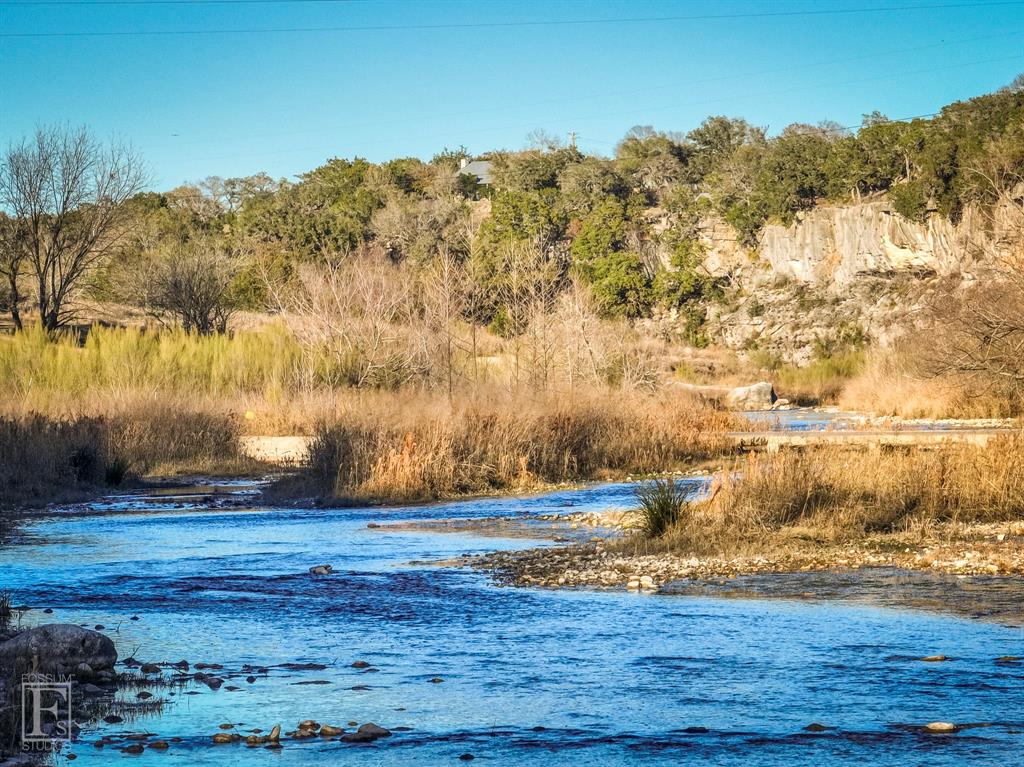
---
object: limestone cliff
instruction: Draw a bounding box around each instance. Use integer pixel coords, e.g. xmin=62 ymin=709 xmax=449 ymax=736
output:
xmin=683 ymin=197 xmax=1012 ymax=363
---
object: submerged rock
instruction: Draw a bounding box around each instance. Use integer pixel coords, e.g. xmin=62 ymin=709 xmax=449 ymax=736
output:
xmin=309 ymin=564 xmax=334 ymax=575
xmin=923 ymin=722 xmax=958 ymax=733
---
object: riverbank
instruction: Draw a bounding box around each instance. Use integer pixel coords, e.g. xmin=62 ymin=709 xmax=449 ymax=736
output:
xmin=469 ymin=515 xmax=1024 ymax=588
xmin=462 ymin=440 xmax=1024 ymax=602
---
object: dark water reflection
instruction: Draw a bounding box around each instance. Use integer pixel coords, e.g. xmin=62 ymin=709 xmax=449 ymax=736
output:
xmin=1 ymin=481 xmax=1022 ymax=765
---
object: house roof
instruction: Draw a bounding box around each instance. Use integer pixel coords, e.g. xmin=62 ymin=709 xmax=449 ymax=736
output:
xmin=456 ymin=160 xmax=494 ymax=185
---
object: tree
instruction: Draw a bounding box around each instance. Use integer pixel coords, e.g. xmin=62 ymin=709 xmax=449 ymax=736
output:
xmin=0 ymin=213 xmax=26 ymax=328
xmin=131 ymin=236 xmax=240 ymax=335
xmin=920 ymin=124 xmax=1024 ymax=400
xmin=271 ymin=253 xmax=423 ymax=388
xmin=0 ymin=126 xmax=145 ymax=331
xmin=422 ymin=246 xmax=469 ymax=399
xmin=686 ymin=116 xmax=765 ymax=183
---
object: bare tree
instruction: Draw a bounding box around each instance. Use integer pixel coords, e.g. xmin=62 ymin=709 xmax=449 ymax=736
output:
xmin=422 ymin=246 xmax=469 ymax=400
xmin=271 ymin=252 xmax=424 ymax=388
xmin=0 ymin=213 xmax=26 ymax=329
xmin=130 ymin=236 xmax=240 ymax=335
xmin=494 ymin=241 xmax=562 ymax=390
xmin=0 ymin=126 xmax=146 ymax=331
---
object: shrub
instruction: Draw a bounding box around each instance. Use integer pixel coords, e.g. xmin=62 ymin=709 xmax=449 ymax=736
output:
xmin=637 ymin=478 xmax=689 ymax=537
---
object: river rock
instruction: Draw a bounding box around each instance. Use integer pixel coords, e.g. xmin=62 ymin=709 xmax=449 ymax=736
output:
xmin=341 ymin=731 xmax=376 ymax=743
xmin=308 ymin=564 xmax=334 ymax=575
xmin=357 ymin=723 xmax=391 ymax=739
xmin=320 ymin=724 xmax=345 ymax=737
xmin=0 ymin=624 xmax=116 ymax=678
xmin=924 ymin=721 xmax=957 ymax=733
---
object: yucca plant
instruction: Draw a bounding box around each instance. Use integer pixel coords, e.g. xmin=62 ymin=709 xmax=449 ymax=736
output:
xmin=637 ymin=478 xmax=690 ymax=538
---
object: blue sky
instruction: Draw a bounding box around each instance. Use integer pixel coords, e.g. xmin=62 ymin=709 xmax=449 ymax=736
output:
xmin=3 ymin=0 xmax=1024 ymax=189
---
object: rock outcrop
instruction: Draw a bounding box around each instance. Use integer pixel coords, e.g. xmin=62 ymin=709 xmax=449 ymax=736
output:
xmin=757 ymin=201 xmax=963 ymax=287
xmin=0 ymin=624 xmax=117 ymax=679
xmin=670 ymin=381 xmax=777 ymax=410
xmin=657 ymin=196 xmax=1020 ymax=362
xmin=695 ymin=197 xmax=1006 ymax=291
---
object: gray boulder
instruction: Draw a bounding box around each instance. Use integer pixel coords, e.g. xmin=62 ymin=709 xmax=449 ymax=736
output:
xmin=724 ymin=381 xmax=777 ymax=410
xmin=670 ymin=380 xmax=778 ymax=411
xmin=0 ymin=624 xmax=116 ymax=679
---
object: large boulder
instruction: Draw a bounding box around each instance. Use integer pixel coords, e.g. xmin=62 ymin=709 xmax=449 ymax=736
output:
xmin=0 ymin=624 xmax=117 ymax=679
xmin=724 ymin=381 xmax=777 ymax=410
xmin=670 ymin=380 xmax=777 ymax=411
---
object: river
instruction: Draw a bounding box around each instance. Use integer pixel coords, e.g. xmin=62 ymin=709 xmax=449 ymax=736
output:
xmin=1 ymin=479 xmax=1022 ymax=765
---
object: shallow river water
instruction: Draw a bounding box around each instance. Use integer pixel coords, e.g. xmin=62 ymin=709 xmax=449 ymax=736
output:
xmin=2 ymin=480 xmax=1023 ymax=766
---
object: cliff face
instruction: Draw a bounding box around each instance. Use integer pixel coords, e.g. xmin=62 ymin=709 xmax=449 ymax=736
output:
xmin=686 ymin=198 xmax=1009 ymax=363
xmin=758 ymin=201 xmax=963 ymax=286
xmin=700 ymin=198 xmax=996 ymax=290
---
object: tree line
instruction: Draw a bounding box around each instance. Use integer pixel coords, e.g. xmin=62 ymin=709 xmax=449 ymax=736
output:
xmin=1 ymin=77 xmax=1023 ymax=346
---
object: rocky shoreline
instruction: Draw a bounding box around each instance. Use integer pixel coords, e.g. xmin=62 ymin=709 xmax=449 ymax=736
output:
xmin=462 ymin=512 xmax=1024 ymax=595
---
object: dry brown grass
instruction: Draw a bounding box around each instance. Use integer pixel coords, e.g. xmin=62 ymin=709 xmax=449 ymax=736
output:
xmin=0 ymin=408 xmax=251 ymax=508
xmin=636 ymin=440 xmax=1024 ymax=556
xmin=839 ymin=350 xmax=1016 ymax=418
xmin=292 ymin=391 xmax=738 ymax=503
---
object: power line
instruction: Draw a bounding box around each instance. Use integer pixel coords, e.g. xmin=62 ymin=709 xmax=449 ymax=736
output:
xmin=1 ymin=0 xmax=366 ymax=5
xmin=137 ymin=28 xmax=1024 ymax=153
xmin=3 ymin=1 xmax=1024 ymax=38
xmin=160 ymin=52 xmax=1024 ymax=169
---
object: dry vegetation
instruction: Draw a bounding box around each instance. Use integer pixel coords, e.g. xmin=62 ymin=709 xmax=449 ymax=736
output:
xmin=0 ymin=408 xmax=249 ymax=508
xmin=839 ymin=346 xmax=1019 ymax=419
xmin=290 ymin=392 xmax=736 ymax=503
xmin=0 ymin=320 xmax=740 ymax=506
xmin=635 ymin=441 xmax=1024 ymax=559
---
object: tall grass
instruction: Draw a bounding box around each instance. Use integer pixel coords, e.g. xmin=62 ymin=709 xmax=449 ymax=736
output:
xmin=637 ymin=479 xmax=689 ymax=537
xmin=0 ymin=324 xmax=306 ymax=403
xmin=838 ymin=350 xmax=1016 ymax=418
xmin=0 ymin=410 xmax=246 ymax=507
xmin=640 ymin=441 xmax=1024 ymax=556
xmin=297 ymin=392 xmax=736 ymax=502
